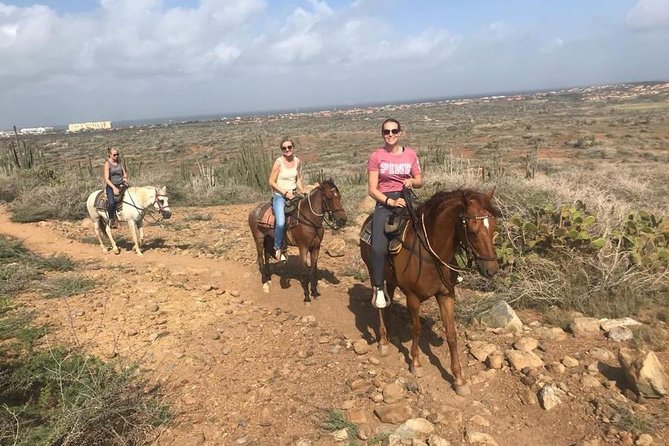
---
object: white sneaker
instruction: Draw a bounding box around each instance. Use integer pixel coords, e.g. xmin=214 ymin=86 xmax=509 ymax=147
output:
xmin=372 ymin=286 xmax=389 ymax=309
xmin=275 ymin=249 xmax=287 ymax=263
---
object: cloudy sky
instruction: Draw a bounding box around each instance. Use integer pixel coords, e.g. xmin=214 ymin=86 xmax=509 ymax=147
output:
xmin=1 ymin=0 xmax=668 ymax=129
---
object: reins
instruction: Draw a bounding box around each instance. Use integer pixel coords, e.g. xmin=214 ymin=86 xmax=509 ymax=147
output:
xmin=123 ymin=188 xmax=168 ymax=223
xmin=297 ymin=184 xmax=345 ymax=230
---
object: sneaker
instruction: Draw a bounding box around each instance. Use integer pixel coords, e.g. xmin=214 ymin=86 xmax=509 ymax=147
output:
xmin=275 ymin=249 xmax=287 ymax=263
xmin=109 ymin=218 xmax=118 ymax=229
xmin=372 ymin=286 xmax=389 ymax=309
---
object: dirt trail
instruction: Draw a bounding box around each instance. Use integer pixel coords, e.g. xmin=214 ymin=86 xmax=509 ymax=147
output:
xmin=1 ymin=206 xmax=666 ymax=446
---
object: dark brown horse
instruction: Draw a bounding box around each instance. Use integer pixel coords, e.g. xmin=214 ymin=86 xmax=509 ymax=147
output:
xmin=360 ymin=188 xmax=499 ymax=395
xmin=248 ymin=178 xmax=347 ymax=302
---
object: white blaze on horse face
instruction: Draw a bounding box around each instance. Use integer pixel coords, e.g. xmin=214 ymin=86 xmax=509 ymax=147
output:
xmin=483 ymin=217 xmax=490 ymax=230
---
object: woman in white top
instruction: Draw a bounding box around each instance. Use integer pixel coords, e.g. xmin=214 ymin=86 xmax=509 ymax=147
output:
xmin=268 ymin=138 xmax=306 ymax=261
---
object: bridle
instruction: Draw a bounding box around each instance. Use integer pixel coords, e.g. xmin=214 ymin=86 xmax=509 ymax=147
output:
xmin=299 ymin=184 xmax=345 ymax=230
xmin=460 ymin=214 xmax=498 ymax=262
xmin=123 ymin=188 xmax=170 ymax=222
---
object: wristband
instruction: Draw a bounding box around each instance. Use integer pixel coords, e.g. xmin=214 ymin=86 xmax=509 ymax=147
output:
xmin=384 ymin=197 xmax=390 ymax=206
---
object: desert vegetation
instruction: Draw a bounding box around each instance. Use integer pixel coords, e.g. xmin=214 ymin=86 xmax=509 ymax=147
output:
xmin=1 ymin=82 xmax=668 ymax=444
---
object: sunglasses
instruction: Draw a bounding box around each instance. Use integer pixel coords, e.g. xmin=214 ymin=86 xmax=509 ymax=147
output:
xmin=281 ymin=145 xmax=293 ymax=151
xmin=111 ymin=153 xmax=119 ymax=157
xmin=382 ymin=128 xmax=400 ymax=136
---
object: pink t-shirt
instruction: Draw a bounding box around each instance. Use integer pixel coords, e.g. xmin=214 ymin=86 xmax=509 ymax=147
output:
xmin=367 ymin=147 xmax=422 ymax=193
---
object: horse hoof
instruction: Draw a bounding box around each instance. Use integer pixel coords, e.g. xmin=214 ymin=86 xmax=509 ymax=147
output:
xmin=303 ymin=301 xmax=311 ymax=307
xmin=262 ymin=283 xmax=270 ymax=293
xmin=113 ymin=249 xmax=120 ymax=255
xmin=455 ymin=382 xmax=471 ymax=396
xmin=378 ymin=344 xmax=390 ymax=357
xmin=410 ymin=364 xmax=424 ymax=377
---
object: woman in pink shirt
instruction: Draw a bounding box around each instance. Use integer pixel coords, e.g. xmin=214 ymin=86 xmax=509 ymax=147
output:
xmin=367 ymin=118 xmax=423 ymax=308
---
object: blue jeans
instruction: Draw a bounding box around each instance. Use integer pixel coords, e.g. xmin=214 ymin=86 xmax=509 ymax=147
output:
xmin=272 ymin=193 xmax=286 ymax=251
xmin=106 ymin=185 xmax=117 ymax=220
xmin=371 ymin=191 xmax=402 ymax=287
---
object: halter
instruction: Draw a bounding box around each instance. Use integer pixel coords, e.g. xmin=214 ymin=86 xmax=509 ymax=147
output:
xmin=123 ymin=188 xmax=170 ymax=222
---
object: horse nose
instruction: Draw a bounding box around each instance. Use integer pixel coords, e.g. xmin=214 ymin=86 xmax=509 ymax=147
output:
xmin=162 ymin=209 xmax=172 ymax=219
xmin=338 ymin=217 xmax=347 ymax=227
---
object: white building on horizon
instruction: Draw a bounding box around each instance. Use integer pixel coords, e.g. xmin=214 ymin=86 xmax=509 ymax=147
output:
xmin=68 ymin=121 xmax=112 ymax=132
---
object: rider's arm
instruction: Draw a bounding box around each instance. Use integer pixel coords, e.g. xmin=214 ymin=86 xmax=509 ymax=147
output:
xmin=122 ymin=164 xmax=129 ymax=182
xmin=268 ymin=160 xmax=286 ymax=196
xmin=406 ymin=173 xmax=423 ymax=189
xmin=296 ymin=160 xmax=305 ymax=194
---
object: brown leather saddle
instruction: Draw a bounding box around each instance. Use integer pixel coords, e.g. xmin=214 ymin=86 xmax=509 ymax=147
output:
xmin=359 ymin=212 xmax=410 ymax=255
xmin=256 ymin=199 xmax=301 ymax=231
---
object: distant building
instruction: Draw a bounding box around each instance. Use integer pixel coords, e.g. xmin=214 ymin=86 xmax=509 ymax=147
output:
xmin=68 ymin=121 xmax=112 ymax=132
xmin=20 ymin=127 xmax=53 ymax=135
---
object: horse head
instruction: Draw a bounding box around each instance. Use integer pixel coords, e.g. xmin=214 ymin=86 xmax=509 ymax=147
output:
xmin=153 ymin=186 xmax=172 ymax=219
xmin=319 ymin=178 xmax=347 ymax=229
xmin=459 ymin=189 xmax=499 ymax=278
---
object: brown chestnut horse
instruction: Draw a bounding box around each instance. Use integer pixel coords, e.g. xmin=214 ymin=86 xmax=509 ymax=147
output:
xmin=248 ymin=178 xmax=347 ymax=302
xmin=360 ymin=188 xmax=499 ymax=396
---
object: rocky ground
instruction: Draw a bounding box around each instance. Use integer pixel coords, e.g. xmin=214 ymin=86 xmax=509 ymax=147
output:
xmin=0 ymin=203 xmax=667 ymax=446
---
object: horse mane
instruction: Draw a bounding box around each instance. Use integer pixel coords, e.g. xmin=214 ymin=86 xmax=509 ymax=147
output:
xmin=420 ymin=188 xmax=497 ymax=216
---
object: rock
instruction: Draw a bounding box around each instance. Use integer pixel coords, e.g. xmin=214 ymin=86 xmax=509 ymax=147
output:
xmin=353 ymin=340 xmax=369 ymax=355
xmin=562 ymin=356 xmax=579 ymax=368
xmin=588 ymin=347 xmax=615 ymax=362
xmin=581 ymin=375 xmax=601 ymax=388
xmin=374 ymin=403 xmax=412 ymax=424
xmin=468 ymin=415 xmax=490 ymax=427
xmin=505 ymin=350 xmax=544 ymax=371
xmin=258 ymin=407 xmax=272 ymax=426
xmin=478 ymin=301 xmax=523 ymax=332
xmin=465 ymin=430 xmax=499 ymax=445
xmin=618 ymin=348 xmax=669 ymax=398
xmin=486 ymin=351 xmax=505 ymax=369
xmin=546 ymin=362 xmax=566 ymax=374
xmin=518 ymin=387 xmax=538 ymax=405
xmin=428 ymin=434 xmax=451 ymax=446
xmin=538 ymin=384 xmax=565 ymax=410
xmin=569 ymin=317 xmax=601 ymax=337
xmin=513 ymin=337 xmax=539 ymax=352
xmin=347 ymin=407 xmax=367 ymax=424
xmin=331 ymin=428 xmax=349 ymax=441
xmin=394 ymin=418 xmax=435 ymax=439
xmin=349 ymin=378 xmax=371 ymax=392
xmin=468 ymin=341 xmax=498 ymax=362
xmin=324 ymin=237 xmax=346 ymax=257
xmin=383 ymin=382 xmax=406 ymax=404
xmin=608 ymin=326 xmax=634 ymax=342
xmin=600 ymin=317 xmax=641 ymax=332
xmin=535 ymin=326 xmax=567 ymax=341
xmin=635 ymin=433 xmax=653 ymax=445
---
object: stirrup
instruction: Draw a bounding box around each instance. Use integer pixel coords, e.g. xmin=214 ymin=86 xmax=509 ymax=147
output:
xmin=372 ymin=286 xmax=389 ymax=309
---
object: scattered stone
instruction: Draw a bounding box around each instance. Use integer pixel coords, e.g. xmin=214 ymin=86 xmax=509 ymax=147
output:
xmin=581 ymin=375 xmax=601 ymax=388
xmin=465 ymin=430 xmax=499 ymax=445
xmin=353 ymin=340 xmax=369 ymax=355
xmin=331 ymin=429 xmax=349 ymax=441
xmin=340 ymin=399 xmax=355 ymax=410
xmin=428 ymin=434 xmax=451 ymax=446
xmin=618 ymin=348 xmax=669 ymax=398
xmin=486 ymin=352 xmax=505 ymax=370
xmin=349 ymin=378 xmax=371 ymax=392
xmin=208 ymin=330 xmax=221 ymax=340
xmin=394 ymin=418 xmax=435 ymax=440
xmin=562 ymin=356 xmax=579 ymax=368
xmin=600 ymin=317 xmax=641 ymax=332
xmin=518 ymin=388 xmax=538 ymax=406
xmin=374 ymin=403 xmax=412 ymax=424
xmin=347 ymin=408 xmax=367 ymax=424
xmin=126 ymin=328 xmax=138 ymax=337
xmin=468 ymin=415 xmax=490 ymax=427
xmin=546 ymin=362 xmax=566 ymax=374
xmin=608 ymin=326 xmax=634 ymax=342
xmin=538 ymin=384 xmax=565 ymax=410
xmin=505 ymin=350 xmax=544 ymax=371
xmin=635 ymin=433 xmax=653 ymax=446
xmin=589 ymin=347 xmax=615 ymax=362
xmin=383 ymin=382 xmax=405 ymax=404
xmin=513 ymin=337 xmax=539 ymax=352
xmin=535 ymin=326 xmax=567 ymax=341
xmin=230 ymin=290 xmax=241 ymax=297
xmin=258 ymin=407 xmax=272 ymax=426
xmin=478 ymin=301 xmax=523 ymax=332
xmin=187 ymin=432 xmax=206 ymax=446
xmin=468 ymin=341 xmax=498 ymax=362
xmin=149 ymin=330 xmax=169 ymax=342
xmin=569 ymin=317 xmax=601 ymax=337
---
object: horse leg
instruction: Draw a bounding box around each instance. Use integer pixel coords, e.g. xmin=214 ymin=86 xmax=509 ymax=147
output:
xmin=378 ymin=306 xmax=391 ymax=356
xmin=299 ymin=246 xmax=310 ymax=303
xmin=406 ymin=292 xmax=424 ymax=377
xmin=103 ymin=222 xmax=120 ymax=255
xmin=436 ymin=294 xmax=470 ymax=396
xmin=309 ymin=247 xmax=320 ymax=298
xmin=93 ymin=218 xmax=108 ymax=253
xmin=255 ymin=237 xmax=270 ymax=293
xmin=128 ymin=220 xmax=143 ymax=255
xmin=138 ymin=221 xmax=145 ymax=246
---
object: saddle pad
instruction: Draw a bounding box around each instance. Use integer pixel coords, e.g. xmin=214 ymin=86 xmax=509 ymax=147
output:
xmin=94 ymin=191 xmax=123 ymax=213
xmin=359 ymin=214 xmax=409 ymax=255
xmin=256 ymin=202 xmax=298 ymax=230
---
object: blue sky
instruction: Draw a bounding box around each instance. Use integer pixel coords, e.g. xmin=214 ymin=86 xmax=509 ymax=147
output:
xmin=1 ymin=0 xmax=668 ymax=128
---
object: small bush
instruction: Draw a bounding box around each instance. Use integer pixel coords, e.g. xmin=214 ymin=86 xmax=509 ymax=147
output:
xmin=43 ymin=274 xmax=96 ymax=299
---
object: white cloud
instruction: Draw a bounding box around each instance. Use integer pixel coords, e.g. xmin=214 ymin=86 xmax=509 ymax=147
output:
xmin=627 ymin=0 xmax=669 ymax=29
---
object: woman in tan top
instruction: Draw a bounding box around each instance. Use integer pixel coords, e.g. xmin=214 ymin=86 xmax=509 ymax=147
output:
xmin=268 ymin=138 xmax=306 ymax=261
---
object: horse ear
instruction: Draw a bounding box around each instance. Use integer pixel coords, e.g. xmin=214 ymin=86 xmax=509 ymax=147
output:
xmin=158 ymin=186 xmax=167 ymax=195
xmin=487 ymin=186 xmax=496 ymax=200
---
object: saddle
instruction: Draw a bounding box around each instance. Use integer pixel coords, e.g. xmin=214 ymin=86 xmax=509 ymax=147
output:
xmin=359 ymin=189 xmax=421 ymax=255
xmin=256 ymin=196 xmax=303 ymax=231
xmin=93 ymin=184 xmax=128 ymax=212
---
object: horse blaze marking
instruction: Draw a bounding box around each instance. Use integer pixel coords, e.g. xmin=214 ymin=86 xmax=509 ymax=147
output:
xmin=483 ymin=217 xmax=489 ymax=230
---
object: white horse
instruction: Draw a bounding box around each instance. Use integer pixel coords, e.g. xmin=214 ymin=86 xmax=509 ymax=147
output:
xmin=86 ymin=186 xmax=172 ymax=255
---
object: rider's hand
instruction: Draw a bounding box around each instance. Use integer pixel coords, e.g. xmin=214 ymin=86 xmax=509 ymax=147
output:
xmin=112 ymin=186 xmax=120 ymax=195
xmin=392 ymin=198 xmax=407 ymax=208
xmin=403 ymin=178 xmax=414 ymax=189
xmin=285 ymin=191 xmax=294 ymax=200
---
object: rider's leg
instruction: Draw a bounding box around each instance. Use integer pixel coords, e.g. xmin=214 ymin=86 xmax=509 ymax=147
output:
xmin=272 ymin=193 xmax=286 ymax=258
xmin=371 ymin=203 xmax=393 ymax=308
xmin=106 ymin=185 xmax=117 ymax=228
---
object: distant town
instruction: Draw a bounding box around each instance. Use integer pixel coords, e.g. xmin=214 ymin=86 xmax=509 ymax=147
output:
xmin=2 ymin=81 xmax=667 ymax=138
